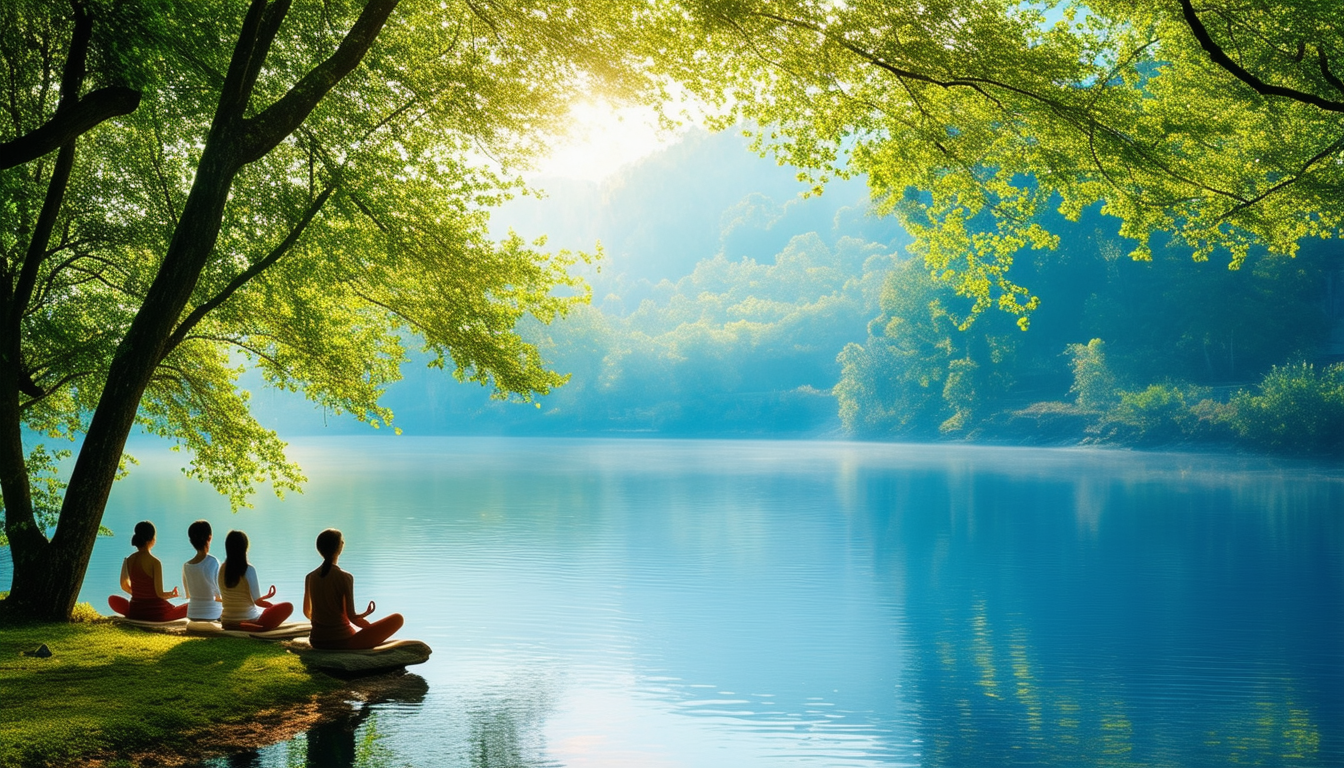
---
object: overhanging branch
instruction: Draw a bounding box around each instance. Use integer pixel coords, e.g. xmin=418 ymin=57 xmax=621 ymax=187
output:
xmin=0 ymin=87 xmax=140 ymax=170
xmin=1179 ymin=0 xmax=1344 ymax=112
xmin=161 ymin=185 xmax=335 ymax=359
xmin=240 ymin=0 xmax=401 ymax=164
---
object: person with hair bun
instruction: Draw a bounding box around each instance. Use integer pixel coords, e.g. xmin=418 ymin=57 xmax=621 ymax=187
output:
xmin=108 ymin=521 xmax=188 ymax=621
xmin=303 ymin=528 xmax=404 ymax=650
xmin=181 ymin=520 xmax=222 ymax=621
xmin=218 ymin=530 xmax=293 ymax=631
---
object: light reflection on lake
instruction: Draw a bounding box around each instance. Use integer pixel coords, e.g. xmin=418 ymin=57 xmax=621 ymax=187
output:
xmin=5 ymin=437 xmax=1341 ymax=767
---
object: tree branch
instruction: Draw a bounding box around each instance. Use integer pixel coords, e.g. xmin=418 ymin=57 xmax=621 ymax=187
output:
xmin=348 ymin=193 xmax=390 ymax=232
xmin=1318 ymin=44 xmax=1344 ymax=97
xmin=213 ymin=0 xmax=274 ymax=126
xmin=240 ymin=0 xmax=401 ymax=164
xmin=238 ymin=0 xmax=294 ymax=115
xmin=173 ymin=334 xmax=285 ymax=370
xmin=6 ymin=0 xmax=93 ymax=399
xmin=352 ymin=287 xmax=422 ymax=332
xmin=1219 ymin=132 xmax=1344 ymax=219
xmin=161 ymin=185 xmax=335 ymax=359
xmin=0 ymin=86 xmax=140 ymax=170
xmin=1179 ymin=0 xmax=1344 ymax=112
xmin=741 ymin=10 xmax=1248 ymax=206
xmin=147 ymin=104 xmax=182 ymax=227
xmin=19 ymin=370 xmax=92 ymax=412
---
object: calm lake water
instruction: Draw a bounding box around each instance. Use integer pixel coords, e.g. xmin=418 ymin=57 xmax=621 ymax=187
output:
xmin=5 ymin=437 xmax=1342 ymax=767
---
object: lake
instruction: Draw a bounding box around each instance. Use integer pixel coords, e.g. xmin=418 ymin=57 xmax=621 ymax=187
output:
xmin=4 ymin=437 xmax=1341 ymax=767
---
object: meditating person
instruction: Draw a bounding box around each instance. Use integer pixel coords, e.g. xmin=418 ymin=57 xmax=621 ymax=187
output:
xmin=108 ymin=521 xmax=188 ymax=621
xmin=218 ymin=529 xmax=293 ymax=631
xmin=181 ymin=519 xmax=222 ymax=622
xmin=304 ymin=528 xmax=404 ymax=650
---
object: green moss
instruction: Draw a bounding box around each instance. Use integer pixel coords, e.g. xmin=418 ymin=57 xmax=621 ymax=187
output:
xmin=0 ymin=622 xmax=338 ymax=766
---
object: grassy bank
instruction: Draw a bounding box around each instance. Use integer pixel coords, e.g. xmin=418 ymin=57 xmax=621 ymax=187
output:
xmin=0 ymin=603 xmax=338 ymax=767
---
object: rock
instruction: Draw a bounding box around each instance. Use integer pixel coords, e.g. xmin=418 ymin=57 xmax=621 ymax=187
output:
xmin=288 ymin=640 xmax=432 ymax=677
xmin=24 ymin=643 xmax=52 ymax=658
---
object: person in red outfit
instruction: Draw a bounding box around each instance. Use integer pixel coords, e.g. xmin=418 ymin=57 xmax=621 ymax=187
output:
xmin=303 ymin=528 xmax=403 ymax=650
xmin=108 ymin=521 xmax=188 ymax=621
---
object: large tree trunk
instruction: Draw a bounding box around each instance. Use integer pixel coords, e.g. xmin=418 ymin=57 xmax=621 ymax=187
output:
xmin=2 ymin=0 xmax=400 ymax=622
xmin=0 ymin=372 xmax=47 ymax=621
xmin=6 ymin=147 xmax=245 ymax=621
xmin=2 ymin=1 xmax=95 ymax=622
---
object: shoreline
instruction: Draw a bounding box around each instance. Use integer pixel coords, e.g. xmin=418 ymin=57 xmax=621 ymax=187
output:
xmin=0 ymin=615 xmax=354 ymax=767
xmin=71 ymin=672 xmax=426 ymax=768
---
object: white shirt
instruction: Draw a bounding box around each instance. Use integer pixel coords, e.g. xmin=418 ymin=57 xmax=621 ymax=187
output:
xmin=182 ymin=554 xmax=222 ymax=620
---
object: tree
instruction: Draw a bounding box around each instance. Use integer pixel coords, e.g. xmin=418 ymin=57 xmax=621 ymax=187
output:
xmin=1228 ymin=362 xmax=1344 ymax=454
xmin=834 ymin=257 xmax=1018 ymax=436
xmin=833 ymin=206 xmax=1336 ymax=441
xmin=667 ymin=0 xmax=1344 ymax=324
xmin=0 ymin=0 xmax=142 ymax=171
xmin=1 ymin=0 xmax=665 ymax=621
xmin=1066 ymin=339 xmax=1118 ymax=411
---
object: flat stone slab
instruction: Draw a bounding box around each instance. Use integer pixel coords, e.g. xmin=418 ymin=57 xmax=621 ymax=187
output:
xmin=284 ymin=639 xmax=432 ymax=676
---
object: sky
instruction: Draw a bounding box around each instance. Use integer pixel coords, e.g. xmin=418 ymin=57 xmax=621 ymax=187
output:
xmin=526 ymin=99 xmax=690 ymax=182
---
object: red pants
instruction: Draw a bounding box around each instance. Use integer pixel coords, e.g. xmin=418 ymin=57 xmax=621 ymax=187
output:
xmin=108 ymin=595 xmax=188 ymax=622
xmin=223 ymin=602 xmax=294 ymax=631
xmin=311 ymin=613 xmax=404 ymax=650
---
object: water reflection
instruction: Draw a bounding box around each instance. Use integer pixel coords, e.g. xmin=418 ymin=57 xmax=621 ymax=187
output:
xmin=303 ymin=673 xmax=428 ymax=768
xmin=21 ymin=438 xmax=1341 ymax=767
xmin=194 ymin=674 xmax=427 ymax=768
xmin=466 ymin=689 xmax=558 ymax=768
xmin=847 ymin=450 xmax=1340 ymax=766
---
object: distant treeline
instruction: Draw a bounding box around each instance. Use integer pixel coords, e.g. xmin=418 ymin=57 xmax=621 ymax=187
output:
xmin=837 ymin=209 xmax=1344 ymax=455
xmin=344 ymin=129 xmax=906 ymax=438
xmin=519 ymin=233 xmax=892 ymax=434
xmin=382 ymin=204 xmax=1343 ymax=455
xmin=275 ymin=131 xmax=1342 ymax=455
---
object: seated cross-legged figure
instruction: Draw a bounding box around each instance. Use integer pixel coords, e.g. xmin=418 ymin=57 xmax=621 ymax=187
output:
xmin=218 ymin=530 xmax=293 ymax=632
xmin=304 ymin=528 xmax=404 ymax=650
xmin=181 ymin=519 xmax=222 ymax=622
xmin=108 ymin=521 xmax=188 ymax=622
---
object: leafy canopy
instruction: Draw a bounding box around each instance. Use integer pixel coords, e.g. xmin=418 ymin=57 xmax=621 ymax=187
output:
xmin=664 ymin=0 xmax=1344 ymax=326
xmin=1 ymin=0 xmax=675 ymax=524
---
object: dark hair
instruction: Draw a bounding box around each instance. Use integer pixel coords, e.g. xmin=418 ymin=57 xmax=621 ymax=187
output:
xmin=131 ymin=521 xmax=155 ymax=548
xmin=315 ymin=528 xmax=342 ymax=577
xmin=187 ymin=520 xmax=212 ymax=550
xmin=223 ymin=530 xmax=250 ymax=589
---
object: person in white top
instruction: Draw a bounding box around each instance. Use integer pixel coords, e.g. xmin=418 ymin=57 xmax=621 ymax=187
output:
xmin=182 ymin=519 xmax=222 ymax=621
xmin=218 ymin=529 xmax=293 ymax=631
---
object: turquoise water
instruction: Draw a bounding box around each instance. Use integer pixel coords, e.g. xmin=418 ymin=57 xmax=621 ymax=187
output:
xmin=6 ymin=438 xmax=1342 ymax=766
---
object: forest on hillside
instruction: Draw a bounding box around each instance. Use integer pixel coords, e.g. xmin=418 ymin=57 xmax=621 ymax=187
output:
xmin=271 ymin=130 xmax=1343 ymax=454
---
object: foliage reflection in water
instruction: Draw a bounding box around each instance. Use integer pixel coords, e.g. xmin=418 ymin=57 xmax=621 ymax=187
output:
xmin=15 ymin=437 xmax=1337 ymax=767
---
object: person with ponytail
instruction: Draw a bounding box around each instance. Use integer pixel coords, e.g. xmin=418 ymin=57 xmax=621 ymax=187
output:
xmin=217 ymin=530 xmax=294 ymax=631
xmin=303 ymin=528 xmax=404 ymax=650
xmin=108 ymin=521 xmax=188 ymax=621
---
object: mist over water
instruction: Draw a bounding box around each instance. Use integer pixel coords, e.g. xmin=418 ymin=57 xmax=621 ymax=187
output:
xmin=8 ymin=437 xmax=1338 ymax=767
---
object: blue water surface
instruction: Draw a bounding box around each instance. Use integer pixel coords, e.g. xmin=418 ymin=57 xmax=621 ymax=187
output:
xmin=5 ymin=437 xmax=1341 ymax=767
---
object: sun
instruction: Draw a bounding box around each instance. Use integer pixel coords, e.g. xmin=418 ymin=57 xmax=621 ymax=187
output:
xmin=529 ymin=99 xmax=687 ymax=183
